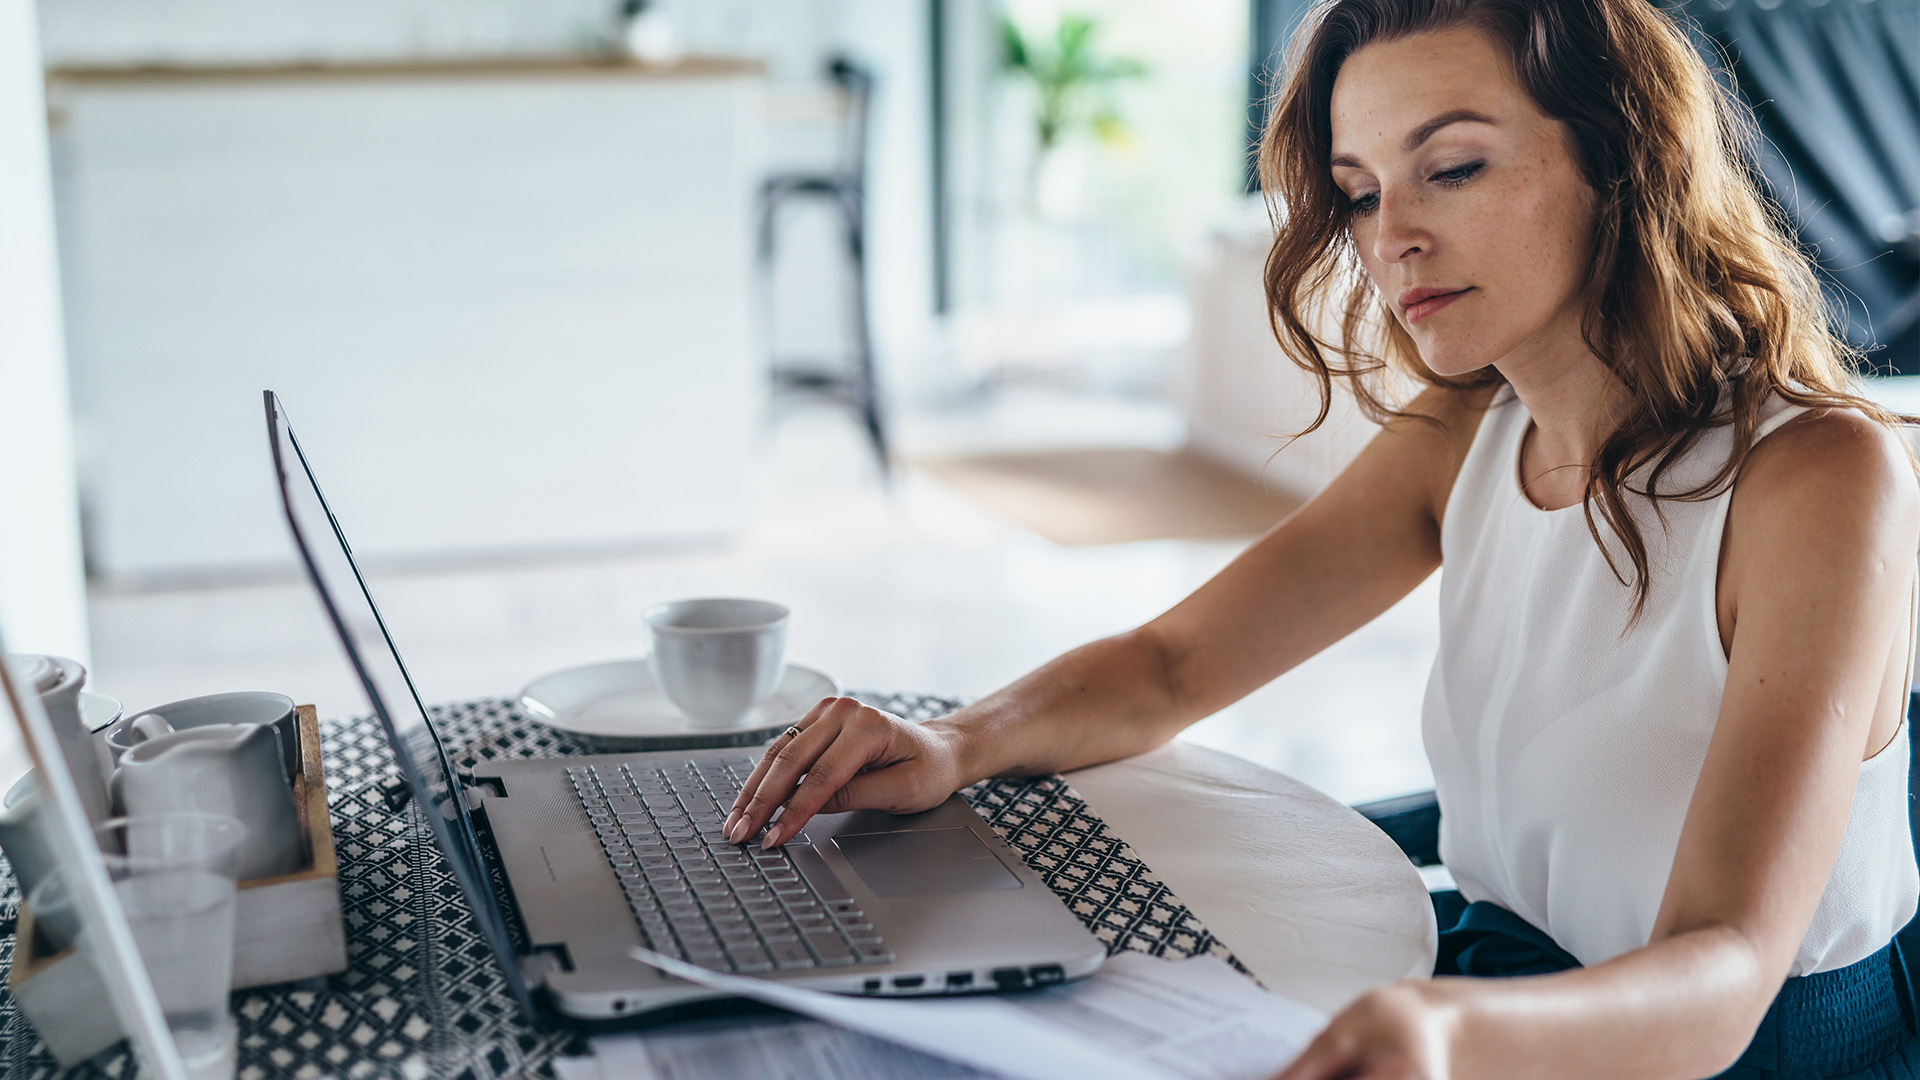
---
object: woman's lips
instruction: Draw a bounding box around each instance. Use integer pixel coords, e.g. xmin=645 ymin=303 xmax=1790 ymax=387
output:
xmin=1405 ymin=288 xmax=1471 ymax=323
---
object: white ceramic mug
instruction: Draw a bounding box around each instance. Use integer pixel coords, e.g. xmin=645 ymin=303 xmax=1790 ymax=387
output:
xmin=646 ymin=598 xmax=790 ymax=728
xmin=0 ymin=771 xmax=58 ymax=904
xmin=104 ymin=691 xmax=297 ymax=781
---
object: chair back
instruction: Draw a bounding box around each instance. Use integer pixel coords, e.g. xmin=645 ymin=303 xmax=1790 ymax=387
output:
xmin=826 ymin=56 xmax=875 ymax=184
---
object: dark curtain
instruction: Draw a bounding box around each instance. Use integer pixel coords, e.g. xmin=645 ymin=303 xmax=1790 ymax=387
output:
xmin=1245 ymin=0 xmax=1317 ymax=192
xmin=1681 ymin=0 xmax=1920 ymax=373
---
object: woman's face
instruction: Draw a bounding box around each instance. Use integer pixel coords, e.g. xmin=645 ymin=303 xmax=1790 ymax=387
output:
xmin=1329 ymin=27 xmax=1597 ymax=379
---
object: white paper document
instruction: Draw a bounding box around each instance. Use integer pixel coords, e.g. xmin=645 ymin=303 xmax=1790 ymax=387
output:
xmin=562 ymin=947 xmax=1326 ymax=1080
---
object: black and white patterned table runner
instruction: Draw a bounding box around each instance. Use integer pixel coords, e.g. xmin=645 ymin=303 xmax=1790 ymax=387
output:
xmin=0 ymin=693 xmax=1244 ymax=1079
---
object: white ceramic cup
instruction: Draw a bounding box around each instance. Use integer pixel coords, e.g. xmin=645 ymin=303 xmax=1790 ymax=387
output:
xmin=646 ymin=598 xmax=790 ymax=728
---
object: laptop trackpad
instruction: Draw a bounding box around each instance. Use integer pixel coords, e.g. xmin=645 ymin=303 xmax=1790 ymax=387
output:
xmin=832 ymin=828 xmax=1023 ymax=898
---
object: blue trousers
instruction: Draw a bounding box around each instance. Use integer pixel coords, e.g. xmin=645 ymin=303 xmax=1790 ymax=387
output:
xmin=1430 ymin=891 xmax=1920 ymax=1078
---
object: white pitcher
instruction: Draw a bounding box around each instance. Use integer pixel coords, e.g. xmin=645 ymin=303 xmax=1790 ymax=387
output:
xmin=110 ymin=723 xmax=302 ymax=881
xmin=4 ymin=654 xmax=113 ymax=826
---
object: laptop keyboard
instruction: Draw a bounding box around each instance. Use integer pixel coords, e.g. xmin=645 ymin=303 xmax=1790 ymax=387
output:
xmin=569 ymin=758 xmax=895 ymax=974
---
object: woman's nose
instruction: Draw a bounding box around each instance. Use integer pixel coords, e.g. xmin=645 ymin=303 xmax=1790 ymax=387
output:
xmin=1369 ymin=189 xmax=1428 ymax=264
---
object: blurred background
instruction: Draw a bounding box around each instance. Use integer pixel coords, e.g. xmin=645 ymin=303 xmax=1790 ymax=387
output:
xmin=1 ymin=0 xmax=1913 ymax=805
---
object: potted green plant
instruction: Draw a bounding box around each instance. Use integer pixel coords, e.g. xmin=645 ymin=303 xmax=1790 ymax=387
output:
xmin=1000 ymin=12 xmax=1148 ymax=212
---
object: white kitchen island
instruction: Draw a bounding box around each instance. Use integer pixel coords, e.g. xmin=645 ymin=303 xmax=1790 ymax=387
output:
xmin=48 ymin=57 xmax=767 ymax=580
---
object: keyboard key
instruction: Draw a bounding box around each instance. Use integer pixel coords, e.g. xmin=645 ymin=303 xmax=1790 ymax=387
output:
xmin=806 ymin=932 xmax=855 ymax=965
xmin=686 ymin=949 xmax=729 ymax=969
xmin=854 ymin=944 xmax=895 ymax=964
xmin=729 ymin=948 xmax=774 ymax=974
xmin=769 ymin=940 xmax=816 ymax=969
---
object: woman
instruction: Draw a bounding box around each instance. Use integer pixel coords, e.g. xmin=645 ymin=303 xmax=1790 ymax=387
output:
xmin=725 ymin=0 xmax=1920 ymax=1075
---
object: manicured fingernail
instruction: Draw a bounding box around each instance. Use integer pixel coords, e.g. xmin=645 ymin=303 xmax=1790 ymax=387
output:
xmin=723 ymin=810 xmax=740 ymax=834
xmin=728 ymin=820 xmax=747 ymax=843
xmin=760 ymin=829 xmax=780 ymax=850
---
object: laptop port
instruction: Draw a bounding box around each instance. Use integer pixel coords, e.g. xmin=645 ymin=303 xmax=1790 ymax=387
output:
xmin=991 ymin=967 xmax=1029 ymax=990
xmin=946 ymin=972 xmax=974 ymax=989
xmin=892 ymin=975 xmax=925 ymax=989
xmin=863 ymin=978 xmax=883 ymax=993
xmin=1028 ymin=964 xmax=1066 ymax=986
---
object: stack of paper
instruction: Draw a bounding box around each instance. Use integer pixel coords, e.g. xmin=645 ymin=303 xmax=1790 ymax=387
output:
xmin=552 ymin=950 xmax=1325 ymax=1080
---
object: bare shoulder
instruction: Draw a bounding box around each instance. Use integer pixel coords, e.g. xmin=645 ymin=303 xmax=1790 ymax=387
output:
xmin=1379 ymin=381 xmax=1502 ymax=520
xmin=1737 ymin=407 xmax=1920 ymax=523
xmin=1728 ymin=406 xmax=1920 ymax=576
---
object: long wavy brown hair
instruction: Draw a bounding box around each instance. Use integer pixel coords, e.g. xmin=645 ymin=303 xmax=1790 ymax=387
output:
xmin=1258 ymin=0 xmax=1906 ymax=617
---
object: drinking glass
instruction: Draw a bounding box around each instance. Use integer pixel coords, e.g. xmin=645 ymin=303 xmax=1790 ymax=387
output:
xmin=31 ymin=812 xmax=246 ymax=1080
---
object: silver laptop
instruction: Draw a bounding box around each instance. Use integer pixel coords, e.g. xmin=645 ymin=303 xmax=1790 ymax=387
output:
xmin=263 ymin=391 xmax=1104 ymax=1020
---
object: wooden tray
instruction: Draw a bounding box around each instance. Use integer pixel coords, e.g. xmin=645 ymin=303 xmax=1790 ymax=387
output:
xmin=8 ymin=704 xmax=347 ymax=1066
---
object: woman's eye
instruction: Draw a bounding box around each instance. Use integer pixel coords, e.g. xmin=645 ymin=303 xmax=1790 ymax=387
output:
xmin=1347 ymin=191 xmax=1379 ymax=216
xmin=1431 ymin=161 xmax=1484 ymax=187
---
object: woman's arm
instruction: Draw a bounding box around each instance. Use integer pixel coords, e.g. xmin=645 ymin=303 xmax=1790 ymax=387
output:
xmin=726 ymin=386 xmax=1479 ymax=847
xmin=1281 ymin=410 xmax=1920 ymax=1080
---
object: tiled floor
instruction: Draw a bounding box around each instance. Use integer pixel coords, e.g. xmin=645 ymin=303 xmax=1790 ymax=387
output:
xmin=85 ymin=389 xmax=1438 ymax=806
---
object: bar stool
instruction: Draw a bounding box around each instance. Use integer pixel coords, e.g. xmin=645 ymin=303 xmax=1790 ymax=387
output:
xmin=756 ymin=57 xmax=889 ymax=473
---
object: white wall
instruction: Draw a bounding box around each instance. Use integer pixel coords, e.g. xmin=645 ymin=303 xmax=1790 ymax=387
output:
xmin=0 ymin=0 xmax=90 ymax=662
xmin=1182 ymin=224 xmax=1380 ymax=497
xmin=55 ymin=70 xmax=767 ymax=580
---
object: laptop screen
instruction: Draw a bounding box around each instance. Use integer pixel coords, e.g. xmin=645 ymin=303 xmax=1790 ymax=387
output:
xmin=263 ymin=391 xmax=536 ymax=1018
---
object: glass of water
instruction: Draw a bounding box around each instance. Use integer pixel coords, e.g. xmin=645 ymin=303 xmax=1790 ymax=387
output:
xmin=32 ymin=812 xmax=246 ymax=1080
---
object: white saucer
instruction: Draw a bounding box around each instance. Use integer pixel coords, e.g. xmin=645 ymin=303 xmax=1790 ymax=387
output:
xmin=518 ymin=660 xmax=841 ymax=751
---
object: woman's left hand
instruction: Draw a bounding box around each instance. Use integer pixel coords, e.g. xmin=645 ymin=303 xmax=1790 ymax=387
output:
xmin=1275 ymin=981 xmax=1460 ymax=1080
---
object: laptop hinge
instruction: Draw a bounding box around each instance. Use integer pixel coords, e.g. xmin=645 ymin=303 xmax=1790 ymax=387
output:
xmin=523 ymin=943 xmax=573 ymax=981
xmin=463 ymin=773 xmax=506 ymax=810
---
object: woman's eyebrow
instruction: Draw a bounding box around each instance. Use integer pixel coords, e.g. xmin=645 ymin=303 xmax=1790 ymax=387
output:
xmin=1330 ymin=109 xmax=1499 ymax=170
xmin=1405 ymin=108 xmax=1489 ymax=149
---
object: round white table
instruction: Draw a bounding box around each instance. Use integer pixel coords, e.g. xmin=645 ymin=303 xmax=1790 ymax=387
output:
xmin=1067 ymin=740 xmax=1437 ymax=1013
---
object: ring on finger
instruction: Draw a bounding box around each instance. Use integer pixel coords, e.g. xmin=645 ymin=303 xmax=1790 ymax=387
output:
xmin=779 ymin=725 xmax=803 ymax=742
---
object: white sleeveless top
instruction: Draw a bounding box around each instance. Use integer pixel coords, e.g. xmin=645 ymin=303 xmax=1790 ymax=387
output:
xmin=1425 ymin=386 xmax=1920 ymax=975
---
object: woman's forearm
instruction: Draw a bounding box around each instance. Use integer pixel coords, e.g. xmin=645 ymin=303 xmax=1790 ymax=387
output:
xmin=927 ymin=626 xmax=1192 ymax=785
xmin=1436 ymin=926 xmax=1775 ymax=1079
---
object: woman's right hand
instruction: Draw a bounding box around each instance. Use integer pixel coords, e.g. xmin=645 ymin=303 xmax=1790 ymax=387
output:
xmin=724 ymin=696 xmax=968 ymax=848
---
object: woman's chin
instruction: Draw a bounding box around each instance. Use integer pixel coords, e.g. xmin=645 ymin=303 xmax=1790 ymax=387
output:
xmin=1416 ymin=346 xmax=1497 ymax=381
